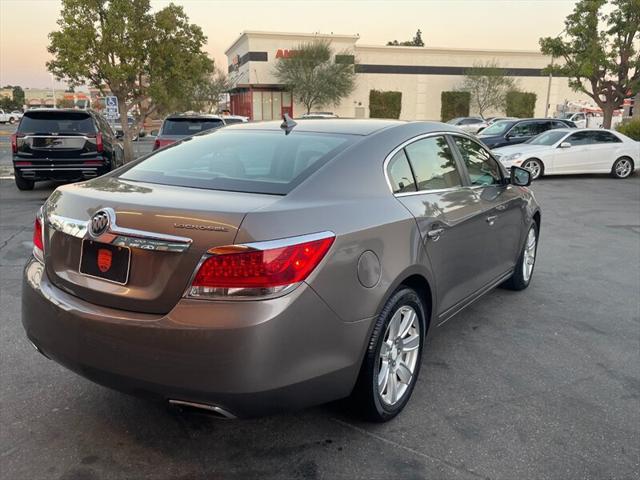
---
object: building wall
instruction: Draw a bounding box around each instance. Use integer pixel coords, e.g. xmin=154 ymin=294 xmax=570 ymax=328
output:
xmin=226 ymin=31 xmax=591 ymax=121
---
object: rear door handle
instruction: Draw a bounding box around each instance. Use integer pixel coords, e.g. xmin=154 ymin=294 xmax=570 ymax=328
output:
xmin=486 ymin=215 xmax=498 ymax=226
xmin=426 ymin=227 xmax=445 ymax=241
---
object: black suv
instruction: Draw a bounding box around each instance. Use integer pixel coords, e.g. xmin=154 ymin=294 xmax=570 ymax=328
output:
xmin=11 ymin=109 xmax=124 ymax=190
xmin=477 ymin=118 xmax=577 ymax=149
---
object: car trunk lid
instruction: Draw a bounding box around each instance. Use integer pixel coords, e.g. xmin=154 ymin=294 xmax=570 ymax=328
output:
xmin=43 ymin=176 xmax=280 ymax=314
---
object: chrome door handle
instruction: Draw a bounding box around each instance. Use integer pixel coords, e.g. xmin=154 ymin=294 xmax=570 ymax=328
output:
xmin=495 ymin=204 xmax=507 ymax=212
xmin=426 ymin=228 xmax=445 ymax=241
xmin=486 ymin=215 xmax=498 ymax=226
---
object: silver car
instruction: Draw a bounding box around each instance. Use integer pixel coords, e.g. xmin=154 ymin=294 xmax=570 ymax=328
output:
xmin=22 ymin=119 xmax=540 ymax=421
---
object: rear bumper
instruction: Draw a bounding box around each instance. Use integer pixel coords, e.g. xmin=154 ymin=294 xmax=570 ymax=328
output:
xmin=13 ymin=158 xmax=110 ymax=181
xmin=22 ymin=258 xmax=371 ymax=417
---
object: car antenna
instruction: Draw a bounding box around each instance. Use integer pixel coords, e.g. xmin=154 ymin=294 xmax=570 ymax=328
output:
xmin=280 ymin=113 xmax=297 ymax=135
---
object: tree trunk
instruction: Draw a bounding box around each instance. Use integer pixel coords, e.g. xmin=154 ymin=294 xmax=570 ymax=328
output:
xmin=117 ymin=97 xmax=134 ymax=163
xmin=601 ymin=104 xmax=615 ymax=129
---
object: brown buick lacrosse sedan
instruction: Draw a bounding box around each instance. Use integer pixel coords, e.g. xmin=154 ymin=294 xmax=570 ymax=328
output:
xmin=22 ymin=119 xmax=540 ymax=421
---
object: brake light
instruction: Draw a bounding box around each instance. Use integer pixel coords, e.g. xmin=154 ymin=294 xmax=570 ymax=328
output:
xmin=11 ymin=133 xmax=23 ymax=153
xmin=95 ymin=132 xmax=103 ymax=153
xmin=33 ymin=215 xmax=44 ymax=263
xmin=187 ymin=232 xmax=335 ymax=299
xmin=83 ymin=160 xmax=103 ymax=165
xmin=153 ymin=138 xmax=174 ymax=151
xmin=15 ymin=161 xmax=32 ymax=166
xmin=153 ymin=139 xmax=160 ymax=150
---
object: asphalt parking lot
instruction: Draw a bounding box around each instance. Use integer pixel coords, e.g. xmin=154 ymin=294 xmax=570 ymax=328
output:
xmin=0 ymin=135 xmax=638 ymax=479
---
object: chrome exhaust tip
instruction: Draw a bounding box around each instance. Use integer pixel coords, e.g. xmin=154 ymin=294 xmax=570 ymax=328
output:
xmin=168 ymin=399 xmax=236 ymax=419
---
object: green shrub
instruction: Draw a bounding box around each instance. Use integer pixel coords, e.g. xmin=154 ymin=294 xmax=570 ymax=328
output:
xmin=505 ymin=91 xmax=537 ymax=117
xmin=441 ymin=91 xmax=470 ymax=122
xmin=369 ymin=90 xmax=402 ymax=119
xmin=616 ymin=118 xmax=640 ymax=141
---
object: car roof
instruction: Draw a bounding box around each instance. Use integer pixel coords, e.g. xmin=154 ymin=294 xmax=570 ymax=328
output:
xmin=221 ymin=118 xmax=412 ymax=136
xmin=165 ymin=113 xmax=223 ymax=120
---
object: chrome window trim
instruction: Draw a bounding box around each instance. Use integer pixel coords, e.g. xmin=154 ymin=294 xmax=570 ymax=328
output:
xmin=47 ymin=208 xmax=192 ymax=253
xmin=384 ymin=131 xmax=470 ymax=196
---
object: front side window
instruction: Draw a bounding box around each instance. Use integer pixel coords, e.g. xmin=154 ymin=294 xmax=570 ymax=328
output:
xmin=453 ymin=136 xmax=502 ymax=186
xmin=120 ymin=130 xmax=352 ymax=195
xmin=479 ymin=121 xmax=511 ymax=136
xmin=566 ymin=131 xmax=593 ymax=146
xmin=509 ymin=121 xmax=548 ymax=138
xmin=405 ymin=136 xmax=462 ymax=191
xmin=527 ymin=130 xmax=568 ymax=146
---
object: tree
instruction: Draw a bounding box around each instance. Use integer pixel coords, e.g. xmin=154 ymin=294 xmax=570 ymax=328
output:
xmin=461 ymin=61 xmax=516 ymax=118
xmin=540 ymin=0 xmax=640 ymax=128
xmin=387 ymin=29 xmax=425 ymax=47
xmin=273 ymin=40 xmax=356 ymax=114
xmin=189 ymin=68 xmax=231 ymax=113
xmin=47 ymin=0 xmax=214 ymax=161
xmin=12 ymin=86 xmax=24 ymax=107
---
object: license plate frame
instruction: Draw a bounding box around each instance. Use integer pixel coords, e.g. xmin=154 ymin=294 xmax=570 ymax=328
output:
xmin=79 ymin=240 xmax=131 ymax=285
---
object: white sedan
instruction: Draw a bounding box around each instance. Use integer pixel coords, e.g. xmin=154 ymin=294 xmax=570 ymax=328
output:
xmin=492 ymin=128 xmax=639 ymax=180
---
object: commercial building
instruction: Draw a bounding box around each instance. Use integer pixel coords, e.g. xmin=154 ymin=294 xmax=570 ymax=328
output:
xmin=225 ymin=31 xmax=590 ymax=121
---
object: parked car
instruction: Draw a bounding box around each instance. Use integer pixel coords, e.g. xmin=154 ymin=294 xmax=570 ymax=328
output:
xmin=556 ymin=111 xmax=587 ymax=128
xmin=23 ymin=119 xmax=540 ymax=421
xmin=493 ymin=128 xmax=639 ymax=180
xmin=0 ymin=109 xmax=19 ymax=124
xmin=10 ymin=110 xmax=24 ymax=120
xmin=477 ymin=118 xmax=576 ymax=149
xmin=301 ymin=112 xmax=338 ymax=119
xmin=11 ymin=109 xmax=124 ymax=190
xmin=153 ymin=113 xmax=226 ymax=150
xmin=486 ymin=116 xmax=517 ymax=125
xmin=219 ymin=115 xmax=249 ymax=125
xmin=446 ymin=116 xmax=488 ymax=134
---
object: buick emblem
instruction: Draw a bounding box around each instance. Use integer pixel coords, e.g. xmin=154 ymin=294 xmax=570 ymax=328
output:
xmin=90 ymin=210 xmax=110 ymax=237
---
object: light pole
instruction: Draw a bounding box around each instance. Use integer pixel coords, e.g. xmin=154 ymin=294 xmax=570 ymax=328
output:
xmin=544 ymin=28 xmax=565 ymax=118
xmin=51 ymin=74 xmax=57 ymax=108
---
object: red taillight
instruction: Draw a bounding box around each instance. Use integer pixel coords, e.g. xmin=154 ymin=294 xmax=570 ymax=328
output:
xmin=11 ymin=133 xmax=23 ymax=153
xmin=95 ymin=132 xmax=103 ymax=153
xmin=33 ymin=216 xmax=44 ymax=261
xmin=15 ymin=161 xmax=32 ymax=166
xmin=83 ymin=160 xmax=103 ymax=165
xmin=188 ymin=233 xmax=335 ymax=298
xmin=153 ymin=138 xmax=174 ymax=151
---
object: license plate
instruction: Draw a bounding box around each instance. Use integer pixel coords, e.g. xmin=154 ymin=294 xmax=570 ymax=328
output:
xmin=79 ymin=240 xmax=131 ymax=285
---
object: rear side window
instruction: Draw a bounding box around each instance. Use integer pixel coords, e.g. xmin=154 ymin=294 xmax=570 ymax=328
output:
xmin=405 ymin=136 xmax=462 ymax=191
xmin=592 ymin=131 xmax=621 ymax=143
xmin=387 ymin=150 xmax=416 ymax=194
xmin=120 ymin=130 xmax=352 ymax=195
xmin=161 ymin=118 xmax=224 ymax=135
xmin=18 ymin=111 xmax=96 ymax=134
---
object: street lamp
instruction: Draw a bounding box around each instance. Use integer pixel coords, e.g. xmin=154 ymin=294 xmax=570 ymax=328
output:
xmin=544 ymin=28 xmax=566 ymax=118
xmin=50 ymin=73 xmax=56 ymax=108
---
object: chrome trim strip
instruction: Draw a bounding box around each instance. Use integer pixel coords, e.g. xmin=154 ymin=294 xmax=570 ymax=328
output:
xmin=47 ymin=209 xmax=192 ymax=253
xmin=242 ymin=230 xmax=335 ymax=251
xmin=168 ymin=399 xmax=236 ymax=419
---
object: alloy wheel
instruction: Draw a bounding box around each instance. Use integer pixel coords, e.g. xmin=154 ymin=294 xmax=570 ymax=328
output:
xmin=522 ymin=227 xmax=537 ymax=282
xmin=615 ymin=159 xmax=632 ymax=178
xmin=523 ymin=160 xmax=541 ymax=180
xmin=377 ymin=305 xmax=421 ymax=406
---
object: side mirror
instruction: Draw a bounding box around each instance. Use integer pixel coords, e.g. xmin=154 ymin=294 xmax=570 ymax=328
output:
xmin=510 ymin=166 xmax=532 ymax=186
xmin=559 ymin=141 xmax=571 ymax=148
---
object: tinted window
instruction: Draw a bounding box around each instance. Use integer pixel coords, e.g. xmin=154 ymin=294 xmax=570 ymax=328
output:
xmin=405 ymin=136 xmax=462 ymax=191
xmin=18 ymin=111 xmax=96 ymax=134
xmin=552 ymin=121 xmax=569 ymax=129
xmin=566 ymin=131 xmax=594 ymax=146
xmin=453 ymin=136 xmax=502 ymax=186
xmin=509 ymin=121 xmax=549 ymax=138
xmin=527 ymin=130 xmax=568 ymax=145
xmin=387 ymin=150 xmax=416 ymax=194
xmin=592 ymin=131 xmax=621 ymax=143
xmin=161 ymin=118 xmax=224 ymax=135
xmin=479 ymin=120 xmax=511 ymax=136
xmin=120 ymin=130 xmax=352 ymax=195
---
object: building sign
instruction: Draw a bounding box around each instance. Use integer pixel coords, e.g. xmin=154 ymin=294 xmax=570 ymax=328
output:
xmin=275 ymin=49 xmax=298 ymax=59
xmin=105 ymin=95 xmax=119 ymax=119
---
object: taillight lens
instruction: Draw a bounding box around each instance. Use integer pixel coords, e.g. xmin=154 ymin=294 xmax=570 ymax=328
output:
xmin=33 ymin=214 xmax=44 ymax=263
xmin=187 ymin=232 xmax=335 ymax=299
xmin=95 ymin=132 xmax=103 ymax=153
xmin=153 ymin=138 xmax=174 ymax=151
xmin=11 ymin=133 xmax=23 ymax=153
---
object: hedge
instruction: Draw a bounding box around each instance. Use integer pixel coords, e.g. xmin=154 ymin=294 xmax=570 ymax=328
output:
xmin=506 ymin=91 xmax=537 ymax=118
xmin=616 ymin=118 xmax=640 ymax=141
xmin=441 ymin=91 xmax=470 ymax=122
xmin=369 ymin=90 xmax=402 ymax=119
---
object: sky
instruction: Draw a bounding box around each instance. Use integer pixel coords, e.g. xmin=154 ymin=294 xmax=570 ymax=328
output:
xmin=0 ymin=0 xmax=579 ymax=89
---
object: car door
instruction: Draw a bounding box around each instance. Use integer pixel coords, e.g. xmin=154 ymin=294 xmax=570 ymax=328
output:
xmin=450 ymin=135 xmax=526 ymax=282
xmin=586 ymin=131 xmax=624 ymax=173
xmin=388 ymin=134 xmax=489 ymax=315
xmin=552 ymin=130 xmax=594 ymax=174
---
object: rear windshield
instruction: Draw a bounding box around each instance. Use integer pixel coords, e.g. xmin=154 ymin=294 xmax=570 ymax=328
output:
xmin=18 ymin=111 xmax=95 ymax=135
xmin=161 ymin=118 xmax=224 ymax=136
xmin=120 ymin=129 xmax=353 ymax=195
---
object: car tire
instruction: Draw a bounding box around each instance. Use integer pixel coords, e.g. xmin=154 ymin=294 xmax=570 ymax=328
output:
xmin=504 ymin=223 xmax=538 ymax=291
xmin=351 ymin=287 xmax=426 ymax=422
xmin=611 ymin=157 xmax=634 ymax=179
xmin=521 ymin=159 xmax=544 ymax=180
xmin=8 ymin=117 xmax=16 ymax=124
xmin=14 ymin=174 xmax=34 ymax=191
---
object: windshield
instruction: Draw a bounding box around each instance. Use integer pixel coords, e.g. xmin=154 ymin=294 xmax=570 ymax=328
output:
xmin=18 ymin=111 xmax=95 ymax=135
xmin=556 ymin=113 xmax=574 ymax=120
xmin=478 ymin=120 xmax=511 ymax=136
xmin=120 ymin=129 xmax=353 ymax=195
xmin=161 ymin=118 xmax=224 ymax=136
xmin=526 ymin=130 xmax=568 ymax=146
